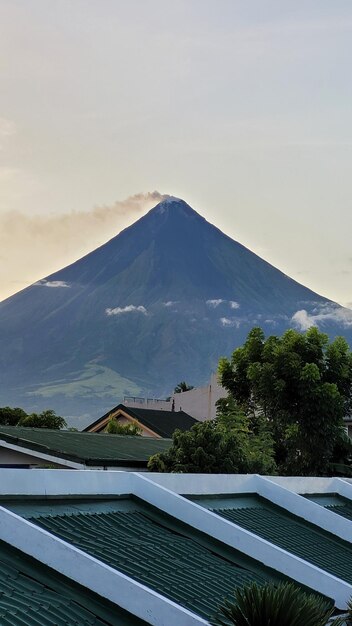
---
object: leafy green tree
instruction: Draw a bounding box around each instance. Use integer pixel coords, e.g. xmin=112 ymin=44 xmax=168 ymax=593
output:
xmin=19 ymin=409 xmax=67 ymax=430
xmin=219 ymin=327 xmax=352 ymax=475
xmin=105 ymin=417 xmax=141 ymax=436
xmin=148 ymin=399 xmax=276 ymax=474
xmin=174 ymin=381 xmax=194 ymax=393
xmin=217 ymin=582 xmax=334 ymax=626
xmin=0 ymin=406 xmax=28 ymax=426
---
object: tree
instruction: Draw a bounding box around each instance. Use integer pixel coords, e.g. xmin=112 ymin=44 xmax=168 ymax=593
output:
xmin=174 ymin=381 xmax=194 ymax=393
xmin=217 ymin=582 xmax=334 ymax=626
xmin=148 ymin=399 xmax=276 ymax=474
xmin=0 ymin=406 xmax=28 ymax=426
xmin=218 ymin=326 xmax=352 ymax=476
xmin=19 ymin=409 xmax=67 ymax=430
xmin=105 ymin=417 xmax=142 ymax=436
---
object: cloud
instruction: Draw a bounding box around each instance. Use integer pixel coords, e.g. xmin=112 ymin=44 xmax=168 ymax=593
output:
xmin=106 ymin=305 xmax=147 ymax=316
xmin=0 ymin=191 xmax=166 ymax=302
xmin=291 ymin=302 xmax=352 ymax=331
xmin=229 ymin=300 xmax=240 ymax=309
xmin=34 ymin=279 xmax=70 ymax=288
xmin=163 ymin=301 xmax=178 ymax=307
xmin=220 ymin=317 xmax=241 ymax=328
xmin=206 ymin=299 xmax=225 ymax=308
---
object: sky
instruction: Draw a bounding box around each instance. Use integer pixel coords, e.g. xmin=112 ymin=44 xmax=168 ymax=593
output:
xmin=1 ymin=0 xmax=352 ymax=305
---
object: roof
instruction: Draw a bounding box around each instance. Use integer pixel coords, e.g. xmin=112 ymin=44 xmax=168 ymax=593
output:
xmin=0 ymin=538 xmax=145 ymax=625
xmin=84 ymin=403 xmax=198 ymax=437
xmin=193 ymin=494 xmax=352 ymax=585
xmin=10 ymin=496 xmax=280 ymax=624
xmin=0 ymin=426 xmax=172 ymax=467
xmin=0 ymin=472 xmax=352 ymax=624
xmin=306 ymin=492 xmax=352 ymax=522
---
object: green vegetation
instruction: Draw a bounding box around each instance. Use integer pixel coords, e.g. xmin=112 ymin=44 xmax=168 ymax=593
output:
xmin=29 ymin=362 xmax=142 ymax=399
xmin=148 ymin=399 xmax=275 ymax=473
xmin=150 ymin=326 xmax=352 ymax=476
xmin=105 ymin=417 xmax=142 ymax=436
xmin=219 ymin=326 xmax=352 ymax=476
xmin=216 ymin=582 xmax=334 ymax=626
xmin=343 ymin=597 xmax=352 ymax=625
xmin=0 ymin=407 xmax=27 ymax=426
xmin=0 ymin=407 xmax=67 ymax=429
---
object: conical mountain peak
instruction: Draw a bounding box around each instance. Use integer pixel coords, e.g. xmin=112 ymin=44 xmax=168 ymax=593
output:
xmin=0 ymin=195 xmax=340 ymax=423
xmin=147 ymin=196 xmax=203 ymax=221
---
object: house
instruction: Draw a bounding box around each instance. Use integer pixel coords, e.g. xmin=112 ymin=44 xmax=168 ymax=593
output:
xmin=0 ymin=425 xmax=172 ymax=469
xmin=83 ymin=403 xmax=198 ymax=437
xmin=0 ymin=470 xmax=350 ymax=624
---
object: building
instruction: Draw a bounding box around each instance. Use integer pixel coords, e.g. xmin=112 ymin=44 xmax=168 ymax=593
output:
xmin=124 ymin=372 xmax=226 ymax=422
xmin=0 ymin=426 xmax=172 ymax=469
xmin=0 ymin=470 xmax=350 ymax=624
xmin=83 ymin=403 xmax=198 ymax=437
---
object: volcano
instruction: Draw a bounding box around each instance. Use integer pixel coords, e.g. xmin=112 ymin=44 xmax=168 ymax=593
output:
xmin=0 ymin=197 xmax=349 ymax=425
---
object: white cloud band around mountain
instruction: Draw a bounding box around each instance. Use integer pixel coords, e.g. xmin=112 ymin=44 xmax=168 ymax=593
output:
xmin=220 ymin=317 xmax=241 ymax=328
xmin=207 ymin=299 xmax=240 ymax=309
xmin=292 ymin=302 xmax=352 ymax=331
xmin=206 ymin=299 xmax=224 ymax=308
xmin=34 ymin=279 xmax=70 ymax=288
xmin=106 ymin=305 xmax=147 ymax=316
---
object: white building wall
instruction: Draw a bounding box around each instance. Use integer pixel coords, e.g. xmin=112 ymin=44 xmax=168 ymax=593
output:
xmin=172 ymin=373 xmax=225 ymax=421
xmin=0 ymin=446 xmax=68 ymax=468
xmin=126 ymin=373 xmax=226 ymax=421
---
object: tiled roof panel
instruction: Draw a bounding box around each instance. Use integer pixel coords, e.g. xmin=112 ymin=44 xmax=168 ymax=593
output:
xmin=0 ymin=548 xmax=125 ymax=625
xmin=325 ymin=503 xmax=352 ymax=521
xmin=213 ymin=499 xmax=352 ymax=584
xmin=29 ymin=502 xmax=271 ymax=622
xmin=0 ymin=426 xmax=172 ymax=465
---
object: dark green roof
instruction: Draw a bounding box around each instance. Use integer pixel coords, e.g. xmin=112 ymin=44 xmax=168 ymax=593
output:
xmin=306 ymin=493 xmax=352 ymax=522
xmin=22 ymin=496 xmax=281 ymax=623
xmin=196 ymin=494 xmax=352 ymax=585
xmin=0 ymin=539 xmax=146 ymax=625
xmin=84 ymin=403 xmax=198 ymax=437
xmin=0 ymin=426 xmax=171 ymax=467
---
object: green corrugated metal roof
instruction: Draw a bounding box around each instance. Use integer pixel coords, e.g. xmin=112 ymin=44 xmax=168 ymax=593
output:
xmin=0 ymin=426 xmax=171 ymax=466
xmin=0 ymin=539 xmax=146 ymax=626
xmin=24 ymin=497 xmax=279 ymax=623
xmin=202 ymin=494 xmax=352 ymax=585
xmin=306 ymin=493 xmax=352 ymax=522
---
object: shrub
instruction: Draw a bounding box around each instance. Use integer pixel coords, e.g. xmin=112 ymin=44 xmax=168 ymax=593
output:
xmin=216 ymin=582 xmax=334 ymax=626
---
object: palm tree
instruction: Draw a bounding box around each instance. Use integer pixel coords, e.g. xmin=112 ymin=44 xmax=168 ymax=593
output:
xmin=174 ymin=381 xmax=194 ymax=393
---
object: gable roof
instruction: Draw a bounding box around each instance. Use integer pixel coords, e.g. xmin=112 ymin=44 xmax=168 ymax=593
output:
xmin=84 ymin=403 xmax=198 ymax=437
xmin=0 ymin=426 xmax=171 ymax=467
xmin=10 ymin=495 xmax=280 ymax=624
xmin=0 ymin=471 xmax=351 ymax=623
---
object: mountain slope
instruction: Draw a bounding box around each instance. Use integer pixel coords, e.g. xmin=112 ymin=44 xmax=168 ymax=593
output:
xmin=0 ymin=197 xmax=349 ymax=423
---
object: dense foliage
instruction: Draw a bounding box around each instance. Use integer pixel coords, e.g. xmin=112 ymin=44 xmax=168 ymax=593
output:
xmin=0 ymin=407 xmax=67 ymax=429
xmin=219 ymin=327 xmax=352 ymax=475
xmin=0 ymin=407 xmax=27 ymax=426
xmin=105 ymin=417 xmax=141 ymax=436
xmin=216 ymin=582 xmax=334 ymax=626
xmin=148 ymin=399 xmax=275 ymax=473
